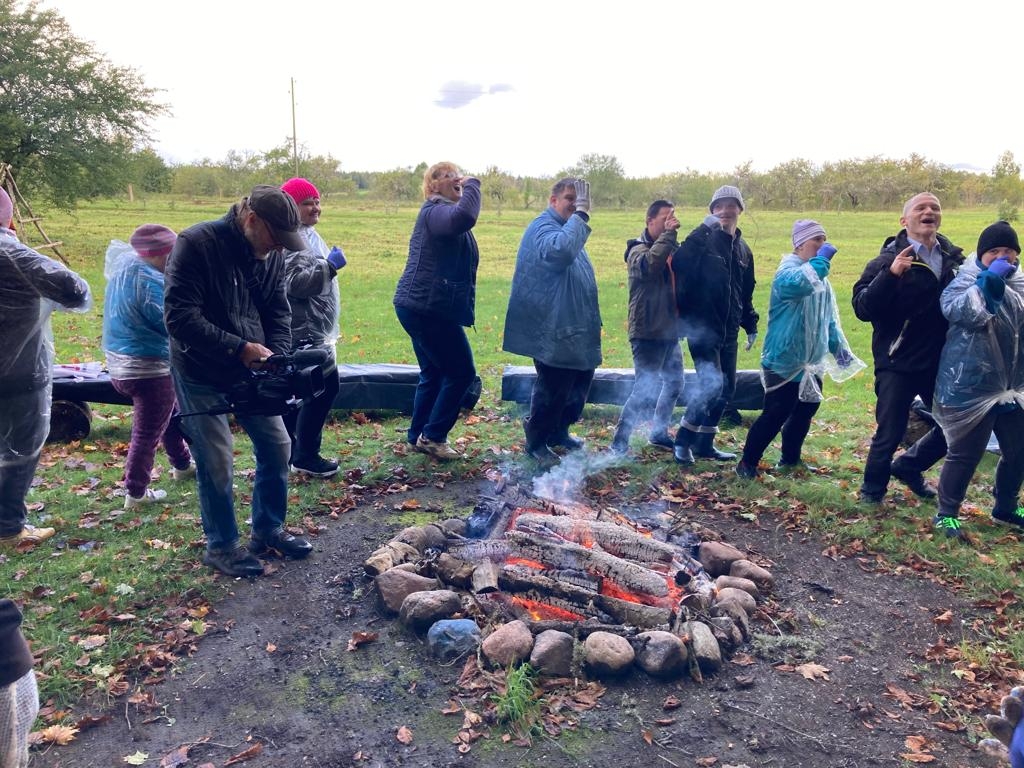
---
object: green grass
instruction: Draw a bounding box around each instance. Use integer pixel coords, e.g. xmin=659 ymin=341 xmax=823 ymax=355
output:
xmin=5 ymin=195 xmax=1022 ymax=723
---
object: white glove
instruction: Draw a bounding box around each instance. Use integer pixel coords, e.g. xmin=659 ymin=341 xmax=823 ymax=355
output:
xmin=572 ymin=179 xmax=591 ymax=213
xmin=703 ymin=214 xmax=722 ymax=231
xmin=745 ymin=332 xmax=758 ymax=351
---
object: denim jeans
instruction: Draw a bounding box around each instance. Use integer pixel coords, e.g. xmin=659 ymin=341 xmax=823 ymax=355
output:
xmin=394 ymin=306 xmax=476 ymax=444
xmin=111 ymin=375 xmax=191 ymax=497
xmin=615 ymin=339 xmax=683 ymax=442
xmin=172 ymin=373 xmax=291 ymax=552
xmin=0 ymin=388 xmax=49 ymax=537
xmin=281 ymin=348 xmax=340 ymax=464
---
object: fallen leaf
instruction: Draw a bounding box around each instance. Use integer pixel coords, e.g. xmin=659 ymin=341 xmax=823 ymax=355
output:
xmin=224 ymin=742 xmax=262 ymax=766
xmin=347 ymin=631 xmax=379 ymax=651
xmin=932 ymin=610 xmax=953 ymax=625
xmin=653 ymin=717 xmax=676 ymax=726
xmin=662 ymin=695 xmax=682 ymax=710
xmin=696 ymin=757 xmax=719 ymax=766
xmin=122 ymin=751 xmax=148 ymax=765
xmin=730 ymin=652 xmax=756 ymax=666
xmin=899 ymin=754 xmax=935 ymax=763
xmin=794 ymin=662 xmax=830 ymax=681
xmin=396 ymin=725 xmax=414 ymax=744
xmin=641 ymin=729 xmax=653 ymax=745
xmin=78 ymin=634 xmax=107 ymax=650
xmin=30 ymin=724 xmax=79 ymax=746
xmin=160 ymin=745 xmax=190 ymax=767
xmin=265 ymin=642 xmax=276 ymax=653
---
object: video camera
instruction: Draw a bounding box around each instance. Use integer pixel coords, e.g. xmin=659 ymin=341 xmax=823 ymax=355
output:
xmin=180 ymin=347 xmax=332 ymax=419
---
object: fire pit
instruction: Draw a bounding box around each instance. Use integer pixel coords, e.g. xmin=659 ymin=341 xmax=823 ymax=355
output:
xmin=367 ymin=473 xmax=774 ymax=680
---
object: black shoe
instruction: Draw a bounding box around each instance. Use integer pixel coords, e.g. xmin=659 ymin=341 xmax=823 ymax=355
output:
xmin=547 ymin=432 xmax=584 ymax=451
xmin=992 ymin=506 xmax=1024 ymax=529
xmin=673 ymin=446 xmax=694 ymax=465
xmin=775 ymin=460 xmax=808 ymax=472
xmin=203 ymin=545 xmax=265 ymax=577
xmin=692 ymin=433 xmax=736 ymax=461
xmin=890 ymin=464 xmax=936 ymax=499
xmin=735 ymin=460 xmax=759 ymax=479
xmin=291 ymin=455 xmax=340 ymax=478
xmin=609 ymin=438 xmax=629 ymax=455
xmin=647 ymin=431 xmax=674 ymax=451
xmin=249 ymin=528 xmax=313 ymax=559
xmin=933 ymin=514 xmax=970 ymax=543
xmin=526 ymin=444 xmax=559 ymax=465
xmin=859 ymin=490 xmax=885 ymax=505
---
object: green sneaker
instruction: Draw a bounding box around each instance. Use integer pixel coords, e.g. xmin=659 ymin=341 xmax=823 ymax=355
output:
xmin=933 ymin=514 xmax=969 ymax=542
xmin=992 ymin=506 xmax=1024 ymax=530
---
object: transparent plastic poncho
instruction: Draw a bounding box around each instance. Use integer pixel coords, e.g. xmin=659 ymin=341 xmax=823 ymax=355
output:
xmin=102 ymin=240 xmax=170 ymax=378
xmin=933 ymin=255 xmax=1024 ymax=443
xmin=759 ymin=254 xmax=866 ymax=403
xmin=0 ymin=228 xmax=92 ymax=457
xmin=283 ymin=225 xmax=340 ymax=348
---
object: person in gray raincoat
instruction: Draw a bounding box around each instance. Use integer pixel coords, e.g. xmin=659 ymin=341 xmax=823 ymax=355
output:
xmin=503 ymin=178 xmax=601 ymax=463
xmin=932 ymin=221 xmax=1024 ymax=540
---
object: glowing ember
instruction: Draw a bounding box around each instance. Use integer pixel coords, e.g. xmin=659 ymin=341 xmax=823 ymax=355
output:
xmin=509 ymin=596 xmax=586 ymax=622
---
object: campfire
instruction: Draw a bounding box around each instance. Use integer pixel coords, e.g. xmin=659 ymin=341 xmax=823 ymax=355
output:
xmin=367 ymin=472 xmax=774 ymax=680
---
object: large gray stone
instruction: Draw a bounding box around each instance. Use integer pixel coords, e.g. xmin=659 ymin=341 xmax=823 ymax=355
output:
xmin=427 ymin=619 xmax=481 ymax=662
xmin=482 ymin=620 xmax=534 ymax=667
xmin=399 ymin=589 xmax=462 ymax=631
xmin=710 ymin=597 xmax=751 ymax=640
xmin=634 ymin=631 xmax=688 ymax=678
xmin=375 ymin=569 xmax=440 ymax=614
xmin=716 ymin=586 xmax=757 ymax=614
xmin=714 ymin=575 xmax=761 ymax=601
xmin=698 ymin=541 xmax=747 ymax=576
xmin=529 ymin=630 xmax=574 ymax=677
xmin=584 ymin=631 xmax=635 ymax=677
xmin=729 ymin=559 xmax=774 ymax=589
xmin=686 ymin=621 xmax=722 ymax=674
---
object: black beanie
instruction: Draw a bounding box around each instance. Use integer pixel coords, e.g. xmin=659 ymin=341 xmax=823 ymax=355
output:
xmin=977 ymin=221 xmax=1021 ymax=258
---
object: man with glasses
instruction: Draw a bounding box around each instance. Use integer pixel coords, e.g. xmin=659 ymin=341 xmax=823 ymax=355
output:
xmin=164 ymin=185 xmax=313 ymax=577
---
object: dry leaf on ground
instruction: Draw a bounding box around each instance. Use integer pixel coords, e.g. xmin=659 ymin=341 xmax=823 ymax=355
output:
xmin=396 ymin=725 xmax=414 ymax=744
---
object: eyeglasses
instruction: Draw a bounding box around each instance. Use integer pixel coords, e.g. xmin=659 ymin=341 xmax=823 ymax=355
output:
xmin=439 ymin=171 xmax=460 ymax=180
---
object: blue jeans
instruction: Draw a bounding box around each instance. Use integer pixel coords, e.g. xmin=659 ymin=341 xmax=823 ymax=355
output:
xmin=173 ymin=373 xmax=291 ymax=552
xmin=395 ymin=306 xmax=476 ymax=444
xmin=615 ymin=339 xmax=684 ymax=442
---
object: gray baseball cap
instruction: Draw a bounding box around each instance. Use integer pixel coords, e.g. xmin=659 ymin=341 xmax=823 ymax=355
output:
xmin=247 ymin=185 xmax=305 ymax=252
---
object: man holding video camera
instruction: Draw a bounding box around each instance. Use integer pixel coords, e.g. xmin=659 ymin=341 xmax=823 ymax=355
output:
xmin=164 ymin=185 xmax=313 ymax=577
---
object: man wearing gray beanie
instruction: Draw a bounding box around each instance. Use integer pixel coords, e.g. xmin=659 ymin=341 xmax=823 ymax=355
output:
xmin=672 ymin=185 xmax=759 ymax=464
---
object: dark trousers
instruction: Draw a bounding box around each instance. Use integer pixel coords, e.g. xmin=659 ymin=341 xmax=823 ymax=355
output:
xmin=937 ymin=405 xmax=1024 ymax=517
xmin=861 ymin=368 xmax=947 ymax=496
xmin=677 ymin=337 xmax=738 ymax=444
xmin=111 ymin=375 xmax=191 ymax=497
xmin=281 ymin=352 xmax=340 ymax=464
xmin=615 ymin=339 xmax=683 ymax=441
xmin=395 ymin=306 xmax=476 ymax=444
xmin=0 ymin=388 xmax=49 ymax=537
xmin=525 ymin=360 xmax=595 ymax=448
xmin=741 ymin=372 xmax=821 ymax=466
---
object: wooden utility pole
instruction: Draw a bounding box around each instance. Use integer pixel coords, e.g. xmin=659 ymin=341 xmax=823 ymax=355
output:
xmin=291 ymin=77 xmax=299 ymax=177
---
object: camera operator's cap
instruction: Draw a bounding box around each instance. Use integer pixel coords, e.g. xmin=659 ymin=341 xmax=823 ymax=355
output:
xmin=247 ymin=185 xmax=306 ymax=252
xmin=709 ymin=185 xmax=744 ymax=212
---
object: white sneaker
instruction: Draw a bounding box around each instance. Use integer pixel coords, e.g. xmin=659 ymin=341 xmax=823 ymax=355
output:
xmin=414 ymin=435 xmax=461 ymax=460
xmin=124 ymin=488 xmax=168 ymax=509
xmin=171 ymin=463 xmax=196 ymax=481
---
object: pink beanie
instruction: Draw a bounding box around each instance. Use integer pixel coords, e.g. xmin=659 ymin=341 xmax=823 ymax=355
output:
xmin=281 ymin=177 xmax=320 ymax=204
xmin=130 ymin=224 xmax=177 ymax=258
xmin=0 ymin=188 xmax=13 ymax=229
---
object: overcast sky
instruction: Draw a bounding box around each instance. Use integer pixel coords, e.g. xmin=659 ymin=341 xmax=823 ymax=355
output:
xmin=43 ymin=0 xmax=1022 ymax=178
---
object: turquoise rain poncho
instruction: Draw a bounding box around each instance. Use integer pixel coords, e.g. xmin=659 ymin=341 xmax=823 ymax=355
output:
xmin=933 ymin=254 xmax=1024 ymax=443
xmin=760 ymin=252 xmax=865 ymax=402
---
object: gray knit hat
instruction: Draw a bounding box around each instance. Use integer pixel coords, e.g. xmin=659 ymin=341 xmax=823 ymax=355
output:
xmin=709 ymin=185 xmax=744 ymax=212
xmin=792 ymin=219 xmax=826 ymax=249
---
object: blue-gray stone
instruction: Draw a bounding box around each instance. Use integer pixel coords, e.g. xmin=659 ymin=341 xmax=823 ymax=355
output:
xmin=427 ymin=619 xmax=481 ymax=662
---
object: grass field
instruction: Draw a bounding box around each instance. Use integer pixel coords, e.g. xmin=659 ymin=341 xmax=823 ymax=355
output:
xmin=7 ymin=196 xmax=1023 ymax=725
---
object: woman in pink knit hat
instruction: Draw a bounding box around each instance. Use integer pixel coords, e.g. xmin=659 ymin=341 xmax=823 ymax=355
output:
xmin=102 ymin=224 xmax=193 ymax=508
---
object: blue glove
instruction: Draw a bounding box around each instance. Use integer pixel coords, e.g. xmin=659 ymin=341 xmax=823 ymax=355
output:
xmin=977 ymin=271 xmax=1007 ymax=312
xmin=1012 ymin=716 xmax=1024 ymax=768
xmin=327 ymin=246 xmax=347 ymax=270
xmin=835 ymin=348 xmax=853 ymax=368
xmin=989 ymin=256 xmax=1017 ymax=279
xmin=703 ymin=214 xmax=721 ymax=231
xmin=744 ymin=332 xmax=757 ymax=351
xmin=816 ymin=242 xmax=838 ymax=261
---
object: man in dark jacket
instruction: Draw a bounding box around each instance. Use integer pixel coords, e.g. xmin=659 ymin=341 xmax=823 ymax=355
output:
xmin=503 ymin=178 xmax=600 ymax=464
xmin=611 ymin=200 xmax=683 ymax=454
xmin=0 ymin=599 xmax=38 ymax=766
xmin=852 ymin=192 xmax=964 ymax=503
xmin=164 ymin=185 xmax=313 ymax=577
xmin=673 ymin=185 xmax=759 ymax=465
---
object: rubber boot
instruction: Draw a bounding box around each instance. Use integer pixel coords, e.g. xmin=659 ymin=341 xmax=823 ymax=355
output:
xmin=673 ymin=428 xmax=694 ymax=465
xmin=692 ymin=432 xmax=736 ymax=461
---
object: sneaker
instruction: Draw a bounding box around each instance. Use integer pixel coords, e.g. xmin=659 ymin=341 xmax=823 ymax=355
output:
xmin=248 ymin=528 xmax=313 ymax=559
xmin=415 ymin=435 xmax=461 ymax=460
xmin=992 ymin=506 xmax=1024 ymax=529
xmin=647 ymin=432 xmax=675 ymax=451
xmin=735 ymin=460 xmax=759 ymax=479
xmin=933 ymin=514 xmax=970 ymax=542
xmin=171 ymin=463 xmax=196 ymax=481
xmin=124 ymin=488 xmax=168 ymax=510
xmin=890 ymin=464 xmax=937 ymax=499
xmin=0 ymin=524 xmax=55 ymax=549
xmin=291 ymin=455 xmax=340 ymax=478
xmin=203 ymin=545 xmax=265 ymax=577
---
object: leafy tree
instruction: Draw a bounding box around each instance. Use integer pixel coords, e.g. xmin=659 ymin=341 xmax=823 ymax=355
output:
xmin=993 ymin=150 xmax=1022 ymax=213
xmin=127 ymin=148 xmax=171 ymax=194
xmin=561 ymin=154 xmax=627 ymax=208
xmin=480 ymin=165 xmax=515 ymax=215
xmin=0 ymin=0 xmax=165 ymax=207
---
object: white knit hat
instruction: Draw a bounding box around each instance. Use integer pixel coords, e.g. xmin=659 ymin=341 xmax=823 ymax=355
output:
xmin=792 ymin=219 xmax=826 ymax=249
xmin=709 ymin=185 xmax=744 ymax=212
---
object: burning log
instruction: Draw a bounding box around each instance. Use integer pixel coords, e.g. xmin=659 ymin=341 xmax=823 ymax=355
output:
xmin=446 ymin=539 xmax=512 ymax=563
xmin=431 ymin=553 xmax=475 ymax=589
xmin=505 ymin=530 xmax=669 ymax=598
xmin=514 ymin=512 xmax=677 ymax=564
xmin=525 ymin=620 xmax=652 ymax=639
xmin=471 ymin=561 xmax=501 ymax=594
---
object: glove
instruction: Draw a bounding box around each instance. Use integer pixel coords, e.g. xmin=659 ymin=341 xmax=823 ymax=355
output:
xmin=572 ymin=180 xmax=591 ymax=213
xmin=816 ymin=242 xmax=838 ymax=261
xmin=982 ymin=686 xmax=1024 ymax=768
xmin=327 ymin=246 xmax=347 ymax=270
xmin=977 ymin=271 xmax=1008 ymax=312
xmin=744 ymin=332 xmax=757 ymax=351
xmin=703 ymin=214 xmax=722 ymax=231
xmin=989 ymin=256 xmax=1017 ymax=279
xmin=835 ymin=347 xmax=854 ymax=368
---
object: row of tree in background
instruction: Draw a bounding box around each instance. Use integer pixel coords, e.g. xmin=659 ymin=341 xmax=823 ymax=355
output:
xmin=1 ymin=1 xmax=1021 ymax=217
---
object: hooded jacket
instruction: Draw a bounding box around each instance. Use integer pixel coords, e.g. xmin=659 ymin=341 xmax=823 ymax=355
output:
xmin=625 ymin=227 xmax=678 ymax=341
xmin=164 ymin=207 xmax=291 ymax=389
xmin=851 ymin=230 xmax=964 ymax=374
xmin=502 ymin=207 xmax=602 ymax=370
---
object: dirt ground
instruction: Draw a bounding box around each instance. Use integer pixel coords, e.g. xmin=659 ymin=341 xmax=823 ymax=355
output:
xmin=30 ymin=473 xmax=1002 ymax=768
